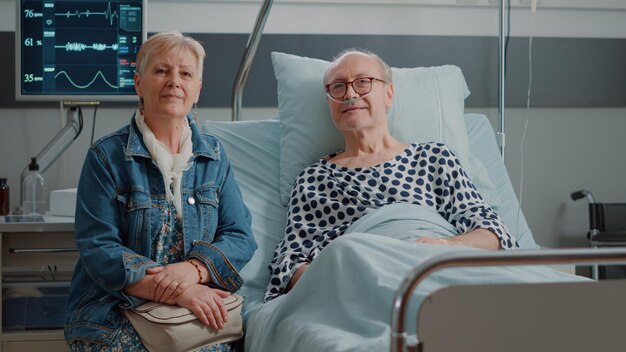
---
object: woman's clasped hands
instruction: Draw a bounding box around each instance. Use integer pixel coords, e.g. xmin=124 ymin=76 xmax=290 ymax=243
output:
xmin=145 ymin=262 xmax=229 ymax=330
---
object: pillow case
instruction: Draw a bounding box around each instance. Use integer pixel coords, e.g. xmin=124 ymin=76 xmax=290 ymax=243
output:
xmin=273 ymin=51 xmax=500 ymax=208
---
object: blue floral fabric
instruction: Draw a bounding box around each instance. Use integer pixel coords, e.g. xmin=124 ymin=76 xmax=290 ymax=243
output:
xmin=70 ymin=203 xmax=232 ymax=352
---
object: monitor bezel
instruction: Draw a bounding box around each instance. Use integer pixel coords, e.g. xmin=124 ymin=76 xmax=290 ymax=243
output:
xmin=15 ymin=0 xmax=147 ymax=102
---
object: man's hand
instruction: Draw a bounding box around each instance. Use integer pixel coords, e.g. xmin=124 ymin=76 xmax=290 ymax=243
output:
xmin=414 ymin=237 xmax=455 ymax=246
xmin=415 ymin=229 xmax=501 ymax=250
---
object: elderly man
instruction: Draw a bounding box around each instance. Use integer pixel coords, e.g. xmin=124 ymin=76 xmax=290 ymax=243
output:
xmin=264 ymin=49 xmax=518 ymax=302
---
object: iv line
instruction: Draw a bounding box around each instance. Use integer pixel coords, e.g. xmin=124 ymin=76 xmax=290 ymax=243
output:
xmin=515 ymin=10 xmax=536 ymax=241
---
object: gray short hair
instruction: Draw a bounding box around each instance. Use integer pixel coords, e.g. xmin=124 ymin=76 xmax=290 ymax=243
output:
xmin=135 ymin=31 xmax=206 ymax=78
xmin=323 ymin=48 xmax=392 ymax=85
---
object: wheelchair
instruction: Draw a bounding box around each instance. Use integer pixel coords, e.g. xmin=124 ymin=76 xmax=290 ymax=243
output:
xmin=571 ymin=189 xmax=626 ymax=280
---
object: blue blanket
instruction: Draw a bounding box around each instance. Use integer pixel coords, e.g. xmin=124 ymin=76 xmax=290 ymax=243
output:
xmin=244 ymin=204 xmax=583 ymax=352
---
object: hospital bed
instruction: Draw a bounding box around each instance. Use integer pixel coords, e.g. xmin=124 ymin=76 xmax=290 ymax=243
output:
xmin=203 ymin=2 xmax=626 ymax=351
xmin=204 ymin=105 xmax=626 ymax=351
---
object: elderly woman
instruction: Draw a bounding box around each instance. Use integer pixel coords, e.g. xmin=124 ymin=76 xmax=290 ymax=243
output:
xmin=264 ymin=49 xmax=518 ymax=301
xmin=64 ymin=32 xmax=256 ymax=351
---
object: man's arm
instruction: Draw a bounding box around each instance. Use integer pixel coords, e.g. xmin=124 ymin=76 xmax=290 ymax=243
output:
xmin=286 ymin=263 xmax=310 ymax=292
xmin=415 ymin=228 xmax=500 ymax=250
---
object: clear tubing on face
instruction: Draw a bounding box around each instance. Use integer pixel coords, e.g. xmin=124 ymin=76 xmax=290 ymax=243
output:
xmin=326 ymin=91 xmax=371 ymax=104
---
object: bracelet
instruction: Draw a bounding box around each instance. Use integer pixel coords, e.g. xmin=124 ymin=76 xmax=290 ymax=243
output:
xmin=187 ymin=259 xmax=203 ymax=284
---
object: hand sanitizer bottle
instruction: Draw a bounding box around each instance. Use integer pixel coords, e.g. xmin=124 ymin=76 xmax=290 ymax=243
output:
xmin=22 ymin=157 xmax=46 ymax=216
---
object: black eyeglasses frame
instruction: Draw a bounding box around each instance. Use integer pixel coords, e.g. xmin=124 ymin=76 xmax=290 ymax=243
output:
xmin=324 ymin=77 xmax=386 ymax=100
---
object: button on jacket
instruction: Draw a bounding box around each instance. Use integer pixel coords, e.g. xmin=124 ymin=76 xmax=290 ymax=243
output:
xmin=65 ymin=113 xmax=256 ymax=345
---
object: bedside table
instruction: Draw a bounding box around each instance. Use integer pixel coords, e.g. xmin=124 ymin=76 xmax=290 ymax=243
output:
xmin=0 ymin=217 xmax=76 ymax=352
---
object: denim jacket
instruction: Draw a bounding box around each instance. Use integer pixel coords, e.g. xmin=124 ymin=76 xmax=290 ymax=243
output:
xmin=64 ymin=113 xmax=256 ymax=345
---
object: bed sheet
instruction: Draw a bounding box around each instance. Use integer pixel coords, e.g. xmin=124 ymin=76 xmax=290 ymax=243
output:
xmin=203 ymin=114 xmax=548 ymax=351
xmin=241 ymin=204 xmax=582 ymax=351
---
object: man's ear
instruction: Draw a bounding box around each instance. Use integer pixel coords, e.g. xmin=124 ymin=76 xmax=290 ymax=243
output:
xmin=384 ymin=82 xmax=394 ymax=110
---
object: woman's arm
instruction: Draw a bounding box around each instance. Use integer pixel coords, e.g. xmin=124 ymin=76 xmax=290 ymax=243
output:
xmin=127 ymin=276 xmax=231 ymax=331
xmin=142 ymin=259 xmax=209 ymax=302
xmin=75 ymin=147 xmax=160 ymax=306
xmin=123 ymin=271 xmax=161 ymax=301
xmin=186 ymin=142 xmax=257 ymax=292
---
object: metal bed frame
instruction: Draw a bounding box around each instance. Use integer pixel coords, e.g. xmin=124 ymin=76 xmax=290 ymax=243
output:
xmin=230 ymin=0 xmax=274 ymax=122
xmin=390 ymin=248 xmax=626 ymax=351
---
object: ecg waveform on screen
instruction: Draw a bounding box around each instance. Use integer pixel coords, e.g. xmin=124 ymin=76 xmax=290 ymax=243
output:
xmin=55 ymin=2 xmax=119 ymax=26
xmin=54 ymin=70 xmax=118 ymax=89
xmin=55 ymin=42 xmax=119 ymax=52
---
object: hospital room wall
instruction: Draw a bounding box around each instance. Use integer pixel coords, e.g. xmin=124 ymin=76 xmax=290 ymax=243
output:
xmin=1 ymin=1 xmax=625 ymax=250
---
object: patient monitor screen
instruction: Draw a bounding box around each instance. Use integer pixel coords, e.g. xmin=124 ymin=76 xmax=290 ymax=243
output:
xmin=16 ymin=0 xmax=146 ymax=101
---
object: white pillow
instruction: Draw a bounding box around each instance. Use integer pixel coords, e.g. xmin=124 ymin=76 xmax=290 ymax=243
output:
xmin=273 ymin=52 xmax=500 ymax=207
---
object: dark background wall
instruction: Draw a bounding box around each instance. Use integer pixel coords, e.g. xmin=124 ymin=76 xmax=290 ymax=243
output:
xmin=2 ymin=31 xmax=625 ymax=108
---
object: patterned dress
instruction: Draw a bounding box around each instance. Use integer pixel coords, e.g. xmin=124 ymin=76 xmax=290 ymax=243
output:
xmin=265 ymin=142 xmax=519 ymax=301
xmin=70 ymin=202 xmax=231 ymax=352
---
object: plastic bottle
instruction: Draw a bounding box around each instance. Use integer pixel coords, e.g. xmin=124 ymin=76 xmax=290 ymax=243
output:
xmin=22 ymin=157 xmax=46 ymax=216
xmin=0 ymin=178 xmax=9 ymax=215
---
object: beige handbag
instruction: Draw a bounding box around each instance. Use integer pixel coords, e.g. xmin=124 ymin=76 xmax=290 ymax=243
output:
xmin=123 ymin=293 xmax=244 ymax=352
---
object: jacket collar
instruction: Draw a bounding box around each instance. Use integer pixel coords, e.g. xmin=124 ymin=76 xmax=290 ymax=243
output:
xmin=125 ymin=111 xmax=218 ymax=161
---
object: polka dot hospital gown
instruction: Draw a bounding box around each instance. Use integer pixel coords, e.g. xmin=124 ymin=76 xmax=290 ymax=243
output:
xmin=264 ymin=142 xmax=519 ymax=302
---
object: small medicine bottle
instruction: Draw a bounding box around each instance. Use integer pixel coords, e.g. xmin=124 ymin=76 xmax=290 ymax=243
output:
xmin=0 ymin=178 xmax=9 ymax=215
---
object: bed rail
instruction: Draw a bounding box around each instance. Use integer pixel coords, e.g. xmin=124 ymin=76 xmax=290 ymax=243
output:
xmin=390 ymin=247 xmax=626 ymax=352
xmin=231 ymin=0 xmax=274 ymax=121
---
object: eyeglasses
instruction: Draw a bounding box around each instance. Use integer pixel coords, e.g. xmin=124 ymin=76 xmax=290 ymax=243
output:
xmin=324 ymin=77 xmax=386 ymax=100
